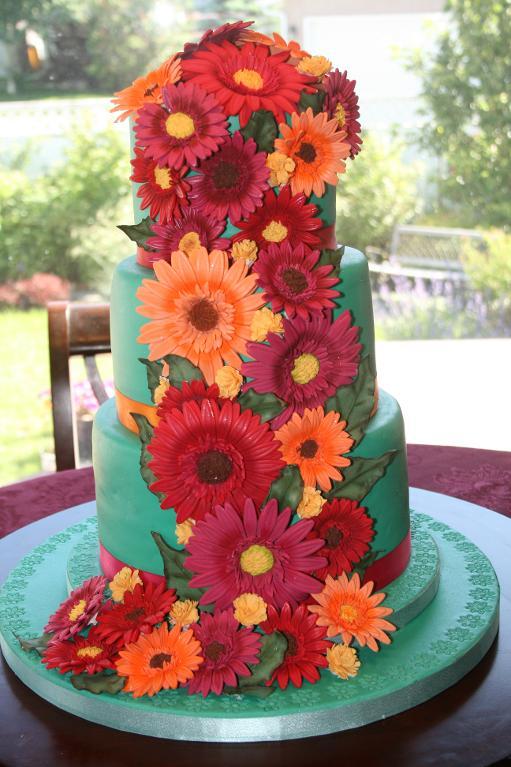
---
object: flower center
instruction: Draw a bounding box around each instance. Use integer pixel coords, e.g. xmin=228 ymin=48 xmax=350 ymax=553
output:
xmin=149 ymin=652 xmax=173 ymax=668
xmin=125 ymin=607 xmax=145 ymax=622
xmin=212 ymin=160 xmax=241 ymax=190
xmin=296 ymin=142 xmax=317 ymax=164
xmin=335 ymin=102 xmax=346 ymax=128
xmin=144 ymin=84 xmax=158 ymax=98
xmin=178 ymin=231 xmax=201 ymax=255
xmin=325 ymin=526 xmax=343 ymax=548
xmin=153 ymin=165 xmax=173 ymax=189
xmin=233 ymin=68 xmax=264 ymax=90
xmin=188 ymin=298 xmax=219 ymax=331
xmin=285 ymin=633 xmax=299 ymax=657
xmin=205 ymin=640 xmax=226 ymax=661
xmin=282 ymin=267 xmax=308 ymax=294
xmin=196 ymin=450 xmax=233 ymax=484
xmin=291 ymin=353 xmax=320 ymax=384
xmin=165 ymin=111 xmax=195 ymax=139
xmin=262 ymin=220 xmax=288 ymax=243
xmin=68 ymin=599 xmax=87 ymax=622
xmin=339 ymin=604 xmax=359 ymax=624
xmin=240 ymin=544 xmax=275 ymax=576
xmin=299 ymin=439 xmax=319 ymax=459
xmin=76 ymin=645 xmax=103 ymax=659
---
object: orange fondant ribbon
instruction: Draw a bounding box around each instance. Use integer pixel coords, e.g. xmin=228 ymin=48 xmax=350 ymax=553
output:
xmin=115 ymin=388 xmax=159 ymax=433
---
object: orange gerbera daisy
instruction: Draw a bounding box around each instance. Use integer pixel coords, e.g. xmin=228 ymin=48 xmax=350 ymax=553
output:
xmin=136 ymin=248 xmax=264 ymax=384
xmin=244 ymin=30 xmax=310 ymax=60
xmin=275 ymin=406 xmax=353 ymax=492
xmin=308 ymin=573 xmax=396 ymax=650
xmin=116 ymin=622 xmax=203 ymax=697
xmin=275 ymin=107 xmax=350 ymax=197
xmin=110 ymin=55 xmax=182 ymax=122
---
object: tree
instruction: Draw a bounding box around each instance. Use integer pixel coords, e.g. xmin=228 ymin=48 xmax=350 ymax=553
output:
xmin=410 ymin=0 xmax=511 ymax=228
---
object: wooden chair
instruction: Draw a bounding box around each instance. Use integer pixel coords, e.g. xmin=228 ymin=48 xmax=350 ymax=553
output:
xmin=47 ymin=301 xmax=110 ymax=471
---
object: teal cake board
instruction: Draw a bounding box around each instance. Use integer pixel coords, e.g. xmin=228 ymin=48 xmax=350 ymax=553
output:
xmin=0 ymin=510 xmax=499 ymax=742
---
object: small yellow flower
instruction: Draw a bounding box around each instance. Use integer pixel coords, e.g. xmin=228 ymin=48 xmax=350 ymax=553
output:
xmin=250 ymin=307 xmax=284 ymax=342
xmin=233 ymin=593 xmax=268 ymax=626
xmin=297 ymin=55 xmax=332 ymax=78
xmin=327 ymin=643 xmax=361 ymax=680
xmin=153 ymin=376 xmax=170 ymax=405
xmin=231 ymin=239 xmax=258 ymax=263
xmin=169 ymin=599 xmax=199 ymax=627
xmin=215 ymin=365 xmax=243 ymax=399
xmin=109 ymin=567 xmax=143 ymax=603
xmin=266 ymin=151 xmax=296 ymax=186
xmin=175 ymin=518 xmax=195 ymax=545
xmin=297 ymin=486 xmax=327 ymax=519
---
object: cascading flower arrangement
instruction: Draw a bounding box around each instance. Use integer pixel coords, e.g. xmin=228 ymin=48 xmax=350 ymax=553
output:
xmin=21 ymin=21 xmax=399 ymax=700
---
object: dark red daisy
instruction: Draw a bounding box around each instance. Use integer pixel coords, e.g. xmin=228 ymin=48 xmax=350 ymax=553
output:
xmin=134 ymin=81 xmax=228 ymax=169
xmin=44 ymin=576 xmax=107 ymax=641
xmin=189 ymin=132 xmax=269 ymax=222
xmin=182 ymin=40 xmax=314 ymax=127
xmin=254 ymin=242 xmax=340 ymax=319
xmin=309 ymin=499 xmax=375 ymax=580
xmin=94 ymin=582 xmax=176 ymax=646
xmin=323 ymin=69 xmax=362 ymax=158
xmin=146 ymin=208 xmax=230 ymax=265
xmin=187 ymin=609 xmax=261 ymax=696
xmin=42 ymin=627 xmax=118 ymax=675
xmin=156 ymin=380 xmax=220 ymax=419
xmin=181 ymin=21 xmax=254 ymax=58
xmin=242 ymin=311 xmax=362 ymax=428
xmin=130 ymin=147 xmax=190 ymax=224
xmin=232 ymin=186 xmax=322 ymax=250
xmin=260 ymin=603 xmax=329 ymax=689
xmin=147 ymin=398 xmax=284 ymax=522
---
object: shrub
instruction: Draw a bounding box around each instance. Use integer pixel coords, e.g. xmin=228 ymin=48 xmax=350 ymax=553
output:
xmin=335 ymin=133 xmax=421 ymax=254
xmin=461 ymin=230 xmax=511 ymax=333
xmin=0 ymin=273 xmax=70 ymax=307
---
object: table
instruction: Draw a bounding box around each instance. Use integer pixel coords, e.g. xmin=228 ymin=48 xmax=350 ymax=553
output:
xmin=1 ymin=449 xmax=511 ymax=767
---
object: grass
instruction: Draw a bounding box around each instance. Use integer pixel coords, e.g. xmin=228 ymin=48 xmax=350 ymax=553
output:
xmin=0 ymin=308 xmax=112 ymax=486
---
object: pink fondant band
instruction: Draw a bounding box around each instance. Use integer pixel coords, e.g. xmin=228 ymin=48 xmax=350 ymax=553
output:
xmin=100 ymin=528 xmax=411 ymax=592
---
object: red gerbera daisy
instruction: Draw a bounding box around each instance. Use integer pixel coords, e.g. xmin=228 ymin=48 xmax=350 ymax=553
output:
xmin=182 ymin=41 xmax=314 ymax=127
xmin=146 ymin=209 xmax=230 ymax=265
xmin=44 ymin=576 xmax=106 ymax=641
xmin=323 ymin=69 xmax=362 ymax=158
xmin=130 ymin=147 xmax=190 ymax=224
xmin=42 ymin=627 xmax=118 ymax=675
xmin=309 ymin=499 xmax=375 ymax=580
xmin=134 ymin=81 xmax=228 ymax=169
xmin=242 ymin=311 xmax=362 ymax=429
xmin=260 ymin=603 xmax=329 ymax=689
xmin=232 ymin=186 xmax=322 ymax=249
xmin=94 ymin=582 xmax=176 ymax=646
xmin=254 ymin=242 xmax=340 ymax=319
xmin=185 ymin=498 xmax=327 ymax=609
xmin=147 ymin=398 xmax=284 ymax=522
xmin=156 ymin=380 xmax=220 ymax=419
xmin=187 ymin=609 xmax=261 ymax=696
xmin=189 ymin=132 xmax=269 ymax=222
xmin=181 ymin=21 xmax=254 ymax=58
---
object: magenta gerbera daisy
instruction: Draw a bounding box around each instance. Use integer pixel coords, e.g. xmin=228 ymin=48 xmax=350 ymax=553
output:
xmin=134 ymin=81 xmax=228 ymax=169
xmin=309 ymin=499 xmax=375 ymax=580
xmin=94 ymin=582 xmax=176 ymax=646
xmin=42 ymin=627 xmax=118 ymax=675
xmin=181 ymin=21 xmax=253 ymax=58
xmin=323 ymin=69 xmax=362 ymax=158
xmin=185 ymin=498 xmax=327 ymax=609
xmin=189 ymin=132 xmax=269 ymax=222
xmin=187 ymin=609 xmax=261 ymax=696
xmin=146 ymin=208 xmax=230 ymax=265
xmin=232 ymin=186 xmax=322 ymax=249
xmin=130 ymin=147 xmax=190 ymax=224
xmin=254 ymin=242 xmax=340 ymax=319
xmin=182 ymin=41 xmax=314 ymax=128
xmin=156 ymin=380 xmax=220 ymax=419
xmin=44 ymin=576 xmax=106 ymax=641
xmin=260 ymin=603 xmax=329 ymax=689
xmin=147 ymin=398 xmax=284 ymax=522
xmin=242 ymin=311 xmax=362 ymax=428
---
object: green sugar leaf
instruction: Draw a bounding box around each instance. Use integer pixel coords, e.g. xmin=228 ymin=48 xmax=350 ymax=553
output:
xmin=237 ymin=389 xmax=286 ymax=423
xmin=240 ymin=109 xmax=278 ymax=153
xmin=267 ymin=464 xmax=304 ymax=512
xmin=139 ymin=358 xmax=164 ymax=403
xmin=327 ymin=451 xmax=397 ymax=502
xmin=17 ymin=633 xmax=52 ymax=655
xmin=239 ymin=631 xmax=288 ymax=689
xmin=117 ymin=217 xmax=157 ymax=250
xmin=325 ymin=356 xmax=375 ymax=447
xmin=130 ymin=413 xmax=165 ymax=503
xmin=298 ymin=89 xmax=326 ymax=115
xmin=163 ymin=353 xmax=204 ymax=386
xmin=318 ymin=245 xmax=345 ymax=278
xmin=151 ymin=531 xmax=207 ymax=603
xmin=71 ymin=671 xmax=125 ymax=695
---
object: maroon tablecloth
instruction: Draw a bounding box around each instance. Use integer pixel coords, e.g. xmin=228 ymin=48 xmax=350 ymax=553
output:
xmin=1 ymin=444 xmax=510 ymax=539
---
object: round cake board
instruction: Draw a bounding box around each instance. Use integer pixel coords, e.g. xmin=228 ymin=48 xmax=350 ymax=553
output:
xmin=0 ymin=509 xmax=499 ymax=743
